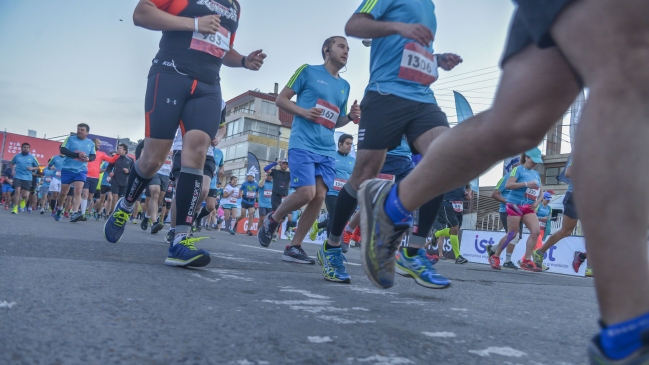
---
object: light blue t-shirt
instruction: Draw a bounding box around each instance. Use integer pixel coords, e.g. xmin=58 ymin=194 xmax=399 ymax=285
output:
xmin=209 ymin=148 xmax=224 ymax=190
xmin=328 ymin=152 xmax=355 ymax=196
xmin=258 ymin=180 xmax=273 ymax=208
xmin=387 ymin=136 xmax=412 ymax=157
xmin=357 ymin=0 xmax=438 ymax=104
xmin=495 ymin=175 xmax=508 ymax=213
xmin=42 ymin=169 xmax=56 ymax=188
xmin=48 ymin=155 xmax=64 ymax=172
xmin=100 ymin=162 xmax=111 ymax=186
xmin=61 ymin=136 xmax=96 ymax=173
xmin=287 ymin=64 xmax=350 ymax=159
xmin=536 ymin=204 xmax=551 ymax=219
xmin=505 ymin=166 xmax=542 ymax=206
xmin=11 ymin=153 xmax=39 ymax=181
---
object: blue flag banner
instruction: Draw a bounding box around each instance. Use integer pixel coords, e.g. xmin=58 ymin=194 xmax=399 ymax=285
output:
xmin=247 ymin=152 xmax=261 ymax=182
xmin=87 ymin=134 xmax=118 ymax=154
xmin=503 ymin=156 xmax=521 ymax=175
xmin=454 ymin=91 xmax=479 ymax=192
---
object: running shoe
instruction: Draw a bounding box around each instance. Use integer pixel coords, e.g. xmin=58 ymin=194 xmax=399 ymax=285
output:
xmin=573 ymin=251 xmax=587 ymax=273
xmin=4 ymin=205 xmax=8 ymax=210
xmin=585 ymin=267 xmax=593 ymax=277
xmin=19 ymin=200 xmax=25 ymax=210
xmin=70 ymin=212 xmax=84 ymax=223
xmin=532 ymin=249 xmax=545 ymax=268
xmin=395 ymin=248 xmax=450 ymax=289
xmin=63 ymin=211 xmax=69 ymax=218
xmin=103 ymin=199 xmax=132 ymax=243
xmin=309 ymin=220 xmax=319 ymax=241
xmin=166 ymin=229 xmax=175 ymax=246
xmin=282 ymin=245 xmax=315 ymax=264
xmin=455 ymin=255 xmax=468 ymax=264
xmin=486 ymin=244 xmax=495 ymax=259
xmin=140 ymin=217 xmax=150 ymax=231
xmin=358 ymin=179 xmax=411 ymax=289
xmin=196 ymin=225 xmax=202 ymax=232
xmin=246 ymin=230 xmax=253 ymax=236
xmin=151 ymin=222 xmax=164 ymax=235
xmin=229 ymin=229 xmax=235 ymax=235
xmin=40 ymin=209 xmax=44 ymax=215
xmin=342 ymin=242 xmax=350 ymax=253
xmin=587 ymin=333 xmax=649 ymax=364
xmin=502 ymin=261 xmax=519 ymax=270
xmin=165 ymin=235 xmax=210 ymax=267
xmin=489 ymin=255 xmax=501 ymax=270
xmin=11 ymin=206 xmax=18 ymax=214
xmin=351 ymin=227 xmax=361 ymax=246
xmin=27 ymin=207 xmax=32 ymax=213
xmin=54 ymin=209 xmax=62 ymax=221
xmin=258 ymin=213 xmax=279 ymax=247
xmin=426 ymin=253 xmax=439 ymax=265
xmin=317 ymin=243 xmax=351 ymax=283
xmin=19 ymin=208 xmax=24 ymax=213
xmin=205 ymin=226 xmax=212 ymax=231
xmin=519 ymin=259 xmax=542 ymax=272
xmin=342 ymin=229 xmax=353 ymax=245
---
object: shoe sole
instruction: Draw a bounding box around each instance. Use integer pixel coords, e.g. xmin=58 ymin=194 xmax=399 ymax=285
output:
xmin=164 ymin=254 xmax=211 ymax=267
xmin=323 ymin=275 xmax=351 ymax=284
xmin=282 ymin=254 xmax=315 ymax=265
xmin=103 ymin=218 xmax=122 ymax=244
xmin=257 ymin=229 xmax=272 ymax=247
xmin=396 ymin=264 xmax=450 ymax=289
xmin=151 ymin=226 xmax=163 ymax=234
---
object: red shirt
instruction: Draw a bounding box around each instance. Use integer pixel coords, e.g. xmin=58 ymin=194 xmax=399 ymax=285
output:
xmin=87 ymin=151 xmax=119 ymax=179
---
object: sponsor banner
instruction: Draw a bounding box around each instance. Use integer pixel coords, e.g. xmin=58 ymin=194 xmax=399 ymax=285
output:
xmin=247 ymin=152 xmax=261 ymax=182
xmin=460 ymin=230 xmax=587 ymax=277
xmin=88 ymin=134 xmax=118 ymax=154
xmin=235 ymin=218 xmax=259 ymax=234
xmin=2 ymin=133 xmax=62 ymax=165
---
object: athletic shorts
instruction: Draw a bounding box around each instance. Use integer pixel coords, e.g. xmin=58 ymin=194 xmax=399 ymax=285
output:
xmin=12 ymin=178 xmax=31 ymax=190
xmin=356 ymin=91 xmax=449 ymax=154
xmin=208 ymin=189 xmax=218 ymax=198
xmin=2 ymin=184 xmax=13 ymax=193
xmin=61 ymin=169 xmax=87 ymax=185
xmin=380 ymin=155 xmax=415 ymax=183
xmin=100 ymin=185 xmax=111 ymax=194
xmin=563 ymin=191 xmax=578 ymax=220
xmin=241 ymin=201 xmax=255 ymax=210
xmin=506 ymin=203 xmax=536 ymax=217
xmin=29 ymin=182 xmax=37 ymax=194
xmin=39 ymin=185 xmax=49 ymax=196
xmin=271 ymin=193 xmax=284 ymax=211
xmin=170 ymin=151 xmax=216 ymax=180
xmin=48 ymin=178 xmax=61 ymax=193
xmin=164 ymin=201 xmax=171 ymax=209
xmin=145 ymin=72 xmax=222 ymax=140
xmin=500 ymin=211 xmax=524 ymax=237
xmin=502 ymin=0 xmax=574 ymax=65
xmin=287 ymin=148 xmax=335 ymax=190
xmin=110 ymin=184 xmax=127 ymax=197
xmin=222 ymin=204 xmax=237 ymax=210
xmin=259 ymin=207 xmax=271 ymax=216
xmin=93 ymin=190 xmax=100 ymax=200
xmin=84 ymin=177 xmax=99 ymax=195
xmin=437 ymin=205 xmax=463 ymax=228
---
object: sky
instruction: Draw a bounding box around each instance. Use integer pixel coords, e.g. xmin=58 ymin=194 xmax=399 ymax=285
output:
xmin=0 ymin=0 xmax=523 ymax=185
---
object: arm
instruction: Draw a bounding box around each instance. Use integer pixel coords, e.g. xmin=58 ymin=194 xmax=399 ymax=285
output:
xmin=223 ymin=48 xmax=266 ymax=71
xmin=491 ymin=189 xmax=506 ymax=204
xmin=223 ymin=188 xmax=232 ymax=198
xmin=88 ymin=153 xmax=96 ymax=162
xmin=264 ymin=162 xmax=277 ymax=173
xmin=335 ymin=100 xmax=360 ymax=128
xmin=345 ymin=13 xmax=433 ymax=46
xmin=212 ymin=125 xmax=226 ymax=147
xmin=60 ymin=146 xmax=80 ymax=159
xmin=276 ymin=87 xmax=320 ymax=121
xmin=504 ymin=176 xmax=528 ymax=190
xmin=132 ymin=0 xmax=220 ymax=33
xmin=565 ymin=165 xmax=573 ymax=178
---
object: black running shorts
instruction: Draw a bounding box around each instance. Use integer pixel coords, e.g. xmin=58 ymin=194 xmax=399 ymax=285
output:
xmin=170 ymin=151 xmax=216 ymax=180
xmin=110 ymin=184 xmax=127 ymax=198
xmin=357 ymin=91 xmax=449 ymax=154
xmin=100 ymin=185 xmax=111 ymax=194
xmin=208 ymin=189 xmax=218 ymax=198
xmin=12 ymin=178 xmax=31 ymax=190
xmin=84 ymin=177 xmax=99 ymax=195
xmin=437 ymin=205 xmax=462 ymax=228
xmin=502 ymin=0 xmax=574 ymax=65
xmin=145 ymin=72 xmax=222 ymax=140
xmin=241 ymin=201 xmax=255 ymax=210
xmin=563 ymin=191 xmax=578 ymax=220
xmin=271 ymin=193 xmax=283 ymax=211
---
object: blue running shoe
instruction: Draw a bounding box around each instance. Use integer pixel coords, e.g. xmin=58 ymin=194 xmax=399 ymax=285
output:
xmin=358 ymin=179 xmax=411 ymax=289
xmin=395 ymin=248 xmax=450 ymax=289
xmin=104 ymin=198 xmax=132 ymax=243
xmin=165 ymin=236 xmax=211 ymax=267
xmin=317 ymin=242 xmax=351 ymax=284
xmin=54 ymin=209 xmax=62 ymax=221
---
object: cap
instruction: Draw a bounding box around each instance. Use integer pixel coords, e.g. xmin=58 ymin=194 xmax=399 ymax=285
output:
xmin=543 ymin=192 xmax=552 ymax=200
xmin=525 ymin=147 xmax=543 ymax=164
xmin=246 ymin=172 xmax=255 ymax=177
xmin=279 ymin=159 xmax=288 ymax=164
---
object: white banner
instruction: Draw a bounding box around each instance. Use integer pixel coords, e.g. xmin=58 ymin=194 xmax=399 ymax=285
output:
xmin=460 ymin=230 xmax=587 ymax=277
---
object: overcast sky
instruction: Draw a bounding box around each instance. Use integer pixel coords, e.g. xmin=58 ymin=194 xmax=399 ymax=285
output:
xmin=0 ymin=0 xmax=521 ymax=185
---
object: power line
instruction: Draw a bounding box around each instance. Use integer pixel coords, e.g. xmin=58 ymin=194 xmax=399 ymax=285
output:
xmin=436 ymin=65 xmax=499 ymax=81
xmin=434 ymin=70 xmax=501 ymax=87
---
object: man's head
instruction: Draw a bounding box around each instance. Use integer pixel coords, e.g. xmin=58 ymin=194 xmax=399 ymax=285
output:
xmin=21 ymin=143 xmax=30 ymax=155
xmin=338 ymin=134 xmax=353 ymax=154
xmin=322 ymin=36 xmax=349 ymax=68
xmin=77 ymin=124 xmax=90 ymax=139
xmin=246 ymin=173 xmax=254 ymax=182
xmin=279 ymin=159 xmax=288 ymax=171
xmin=117 ymin=144 xmax=128 ymax=156
xmin=265 ymin=172 xmax=273 ymax=181
xmin=94 ymin=138 xmax=101 ymax=150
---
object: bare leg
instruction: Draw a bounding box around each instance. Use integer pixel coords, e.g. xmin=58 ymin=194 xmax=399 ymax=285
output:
xmin=521 ymin=213 xmax=541 ymax=261
xmin=290 ymin=177 xmax=328 ymax=247
xmin=538 ymin=216 xmax=578 ymax=253
xmin=148 ymin=186 xmax=161 ymax=223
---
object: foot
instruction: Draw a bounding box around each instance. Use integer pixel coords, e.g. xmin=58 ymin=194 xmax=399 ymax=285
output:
xmin=573 ymin=251 xmax=587 ymax=273
xmin=351 ymin=227 xmax=362 ymax=247
xmin=246 ymin=230 xmax=253 ymax=236
xmin=587 ymin=333 xmax=649 ymax=364
xmin=395 ymin=248 xmax=450 ymax=289
xmin=27 ymin=207 xmax=32 ymax=213
xmin=454 ymin=255 xmax=468 ymax=264
xmin=11 ymin=206 xmax=17 ymax=214
xmin=425 ymin=252 xmax=439 ymax=265
xmin=151 ymin=222 xmax=164 ymax=235
xmin=165 ymin=229 xmax=175 ymax=246
xmin=532 ymin=249 xmax=545 ymax=268
xmin=103 ymin=199 xmax=132 ymax=243
xmin=518 ymin=259 xmax=542 ymax=272
xmin=489 ymin=255 xmax=501 ymax=270
xmin=257 ymin=213 xmax=279 ymax=247
xmin=165 ymin=235 xmax=211 ymax=267
xmin=140 ymin=217 xmax=150 ymax=231
xmin=317 ymin=243 xmax=351 ymax=283
xmin=358 ymin=179 xmax=411 ymax=289
xmin=282 ymin=245 xmax=315 ymax=264
xmin=585 ymin=267 xmax=593 ymax=277
xmin=229 ymin=229 xmax=235 ymax=235
xmin=40 ymin=210 xmax=44 ymax=215
xmin=70 ymin=212 xmax=84 ymax=223
xmin=502 ymin=261 xmax=519 ymax=270
xmin=486 ymin=244 xmax=495 ymax=259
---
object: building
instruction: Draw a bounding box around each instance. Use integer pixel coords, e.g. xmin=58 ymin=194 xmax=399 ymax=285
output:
xmin=219 ymin=86 xmax=293 ymax=182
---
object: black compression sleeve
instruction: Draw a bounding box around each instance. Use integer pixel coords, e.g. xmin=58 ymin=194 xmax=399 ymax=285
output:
xmin=60 ymin=147 xmax=79 ymax=158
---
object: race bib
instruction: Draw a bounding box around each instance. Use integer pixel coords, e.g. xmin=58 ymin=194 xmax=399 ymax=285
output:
xmin=190 ymin=26 xmax=231 ymax=58
xmin=55 ymin=171 xmax=61 ymax=178
xmin=376 ymin=173 xmax=395 ymax=181
xmin=451 ymin=201 xmax=463 ymax=213
xmin=333 ymin=178 xmax=347 ymax=191
xmin=539 ymin=221 xmax=546 ymax=228
xmin=45 ymin=177 xmax=52 ymax=183
xmin=314 ymin=99 xmax=340 ymax=130
xmin=398 ymin=42 xmax=438 ymax=86
xmin=263 ymin=190 xmax=272 ymax=198
xmin=230 ymin=196 xmax=238 ymax=203
xmin=246 ymin=191 xmax=255 ymax=199
xmin=525 ymin=187 xmax=540 ymax=201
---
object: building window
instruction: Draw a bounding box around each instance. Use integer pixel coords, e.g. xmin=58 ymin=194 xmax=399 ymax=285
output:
xmin=243 ymin=118 xmax=280 ymax=138
xmin=545 ymin=167 xmax=562 ymax=185
xmin=261 ymin=100 xmax=276 ymax=116
xmin=225 ymin=142 xmax=248 ymax=161
xmin=226 ymin=118 xmax=244 ymax=137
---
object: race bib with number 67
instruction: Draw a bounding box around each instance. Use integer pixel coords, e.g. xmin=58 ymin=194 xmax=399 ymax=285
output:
xmin=313 ymin=99 xmax=340 ymax=130
xmin=398 ymin=42 xmax=439 ymax=86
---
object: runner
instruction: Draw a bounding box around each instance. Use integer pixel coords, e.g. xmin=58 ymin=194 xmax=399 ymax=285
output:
xmin=487 ymin=169 xmax=524 ymax=270
xmin=256 ymin=35 xmax=360 ymax=275
xmin=83 ymin=138 xmax=119 ymax=220
xmin=536 ymin=192 xmax=553 ymax=247
xmin=232 ymin=173 xmax=258 ymax=236
xmin=433 ymin=184 xmax=471 ymax=264
xmin=95 ymin=158 xmax=114 ymax=220
xmin=262 ymin=159 xmax=290 ymax=240
xmin=46 ymin=153 xmax=64 ymax=215
xmin=195 ymin=146 xmax=224 ymax=231
xmin=135 ymin=140 xmax=172 ymax=234
xmin=257 ymin=172 xmax=273 ymax=236
xmin=54 ymin=124 xmax=96 ymax=222
xmin=39 ymin=166 xmax=57 ymax=214
xmin=106 ymin=144 xmax=134 ymax=214
xmin=221 ymin=176 xmax=239 ymax=233
xmin=28 ymin=170 xmax=41 ymax=213
xmin=10 ymin=143 xmax=40 ymax=214
xmin=1 ymin=165 xmax=13 ymax=209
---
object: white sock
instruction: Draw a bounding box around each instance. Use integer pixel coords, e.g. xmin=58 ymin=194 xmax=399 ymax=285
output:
xmin=80 ymin=200 xmax=88 ymax=214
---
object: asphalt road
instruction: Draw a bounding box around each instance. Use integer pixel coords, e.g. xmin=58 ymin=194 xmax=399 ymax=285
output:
xmin=1 ymin=210 xmax=598 ymax=365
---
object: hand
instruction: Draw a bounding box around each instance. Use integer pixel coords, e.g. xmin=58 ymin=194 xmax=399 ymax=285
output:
xmin=83 ymin=157 xmax=90 ymax=162
xmin=78 ymin=152 xmax=87 ymax=159
xmin=437 ymin=53 xmax=463 ymax=71
xmin=527 ymin=181 xmax=539 ymax=189
xmin=197 ymin=15 xmax=221 ymax=34
xmin=302 ymin=107 xmax=323 ymax=122
xmin=218 ymin=167 xmax=224 ymax=178
xmin=109 ymin=172 xmax=114 ymax=177
xmin=245 ymin=49 xmax=266 ymax=71
xmin=123 ymin=168 xmax=129 ymax=174
xmin=211 ymin=137 xmax=221 ymax=147
xmin=396 ymin=23 xmax=434 ymax=46
xmin=348 ymin=100 xmax=360 ymax=123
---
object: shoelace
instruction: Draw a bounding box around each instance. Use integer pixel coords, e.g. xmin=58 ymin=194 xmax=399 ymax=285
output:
xmin=416 ymin=251 xmax=436 ymax=273
xmin=327 ymin=250 xmax=348 ymax=269
xmin=112 ymin=210 xmax=130 ymax=227
xmin=179 ymin=236 xmax=206 ymax=250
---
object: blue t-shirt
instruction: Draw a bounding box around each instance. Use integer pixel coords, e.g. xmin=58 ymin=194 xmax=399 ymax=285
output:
xmin=48 ymin=155 xmax=64 ymax=172
xmin=11 ymin=153 xmax=39 ymax=181
xmin=258 ymin=180 xmax=273 ymax=208
xmin=209 ymin=176 xmax=218 ymax=190
xmin=356 ymin=0 xmax=438 ymax=104
xmin=240 ymin=181 xmax=259 ymax=204
xmin=328 ymin=152 xmax=356 ymax=196
xmin=287 ymin=64 xmax=350 ymax=159
xmin=387 ymin=136 xmax=412 ymax=157
xmin=61 ymin=136 xmax=96 ymax=173
xmin=213 ymin=148 xmax=224 ymax=169
xmin=100 ymin=162 xmax=111 ymax=186
xmin=505 ymin=166 xmax=542 ymax=206
xmin=566 ymin=159 xmax=573 ymax=193
xmin=495 ymin=175 xmax=509 ymax=213
xmin=42 ymin=169 xmax=56 ymax=188
xmin=536 ymin=204 xmax=551 ymax=219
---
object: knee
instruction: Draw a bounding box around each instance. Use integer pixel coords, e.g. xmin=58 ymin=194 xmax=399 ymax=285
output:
xmin=482 ymin=110 xmax=551 ymax=157
xmin=529 ymin=227 xmax=541 ymax=237
xmin=450 ymin=226 xmax=459 ymax=236
xmin=296 ymin=187 xmax=316 ymax=203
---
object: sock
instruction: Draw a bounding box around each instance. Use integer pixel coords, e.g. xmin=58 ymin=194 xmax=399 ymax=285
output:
xmin=600 ymin=311 xmax=649 ymax=360
xmin=505 ymin=253 xmax=512 ymax=263
xmin=123 ymin=162 xmax=154 ymax=208
xmin=450 ymin=235 xmax=460 ymax=257
xmin=174 ymin=169 xmax=203 ymax=235
xmin=49 ymin=200 xmax=56 ymax=211
xmin=225 ymin=217 xmax=232 ymax=231
xmin=324 ymin=241 xmax=337 ymax=251
xmin=173 ymin=233 xmax=188 ymax=245
xmin=329 ymin=184 xmax=358 ymax=243
xmin=383 ymin=184 xmax=412 ymax=224
xmin=405 ymin=247 xmax=420 ymax=257
xmin=436 ymin=228 xmax=450 ymax=238
xmin=80 ymin=200 xmax=88 ymax=215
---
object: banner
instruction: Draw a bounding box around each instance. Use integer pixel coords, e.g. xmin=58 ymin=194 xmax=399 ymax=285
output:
xmin=2 ymin=133 xmax=62 ymax=165
xmin=246 ymin=152 xmax=261 ymax=181
xmin=235 ymin=218 xmax=259 ymax=234
xmin=453 ymin=91 xmax=479 ymax=192
xmin=88 ymin=134 xmax=118 ymax=154
xmin=503 ymin=156 xmax=520 ymax=176
xmin=459 ymin=229 xmax=587 ymax=277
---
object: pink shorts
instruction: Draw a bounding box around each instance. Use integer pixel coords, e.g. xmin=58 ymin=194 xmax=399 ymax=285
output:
xmin=506 ymin=203 xmax=535 ymax=217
